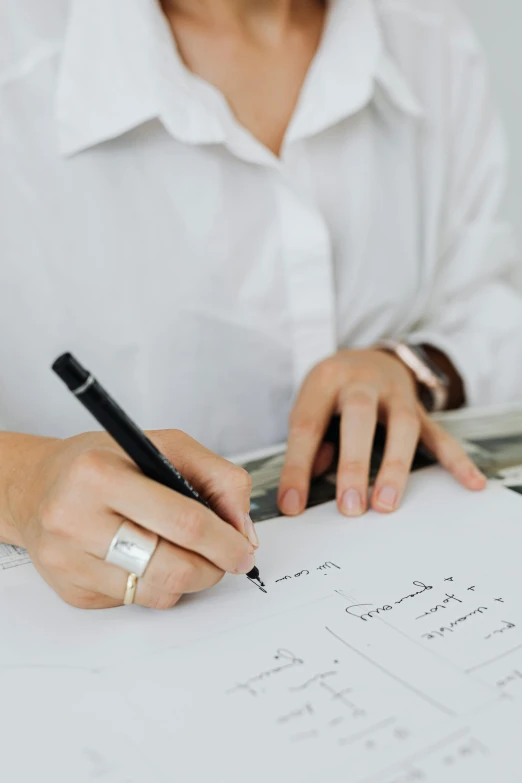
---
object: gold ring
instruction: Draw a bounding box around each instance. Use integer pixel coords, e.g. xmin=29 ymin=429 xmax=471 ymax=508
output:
xmin=123 ymin=573 xmax=138 ymax=605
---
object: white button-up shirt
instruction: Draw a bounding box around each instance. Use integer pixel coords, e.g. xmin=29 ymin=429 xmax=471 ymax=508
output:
xmin=1 ymin=0 xmax=521 ymax=456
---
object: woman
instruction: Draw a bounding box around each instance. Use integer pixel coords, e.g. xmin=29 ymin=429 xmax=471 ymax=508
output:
xmin=0 ymin=0 xmax=520 ymax=609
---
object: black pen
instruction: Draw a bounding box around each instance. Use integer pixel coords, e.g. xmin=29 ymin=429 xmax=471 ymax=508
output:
xmin=52 ymin=352 xmax=263 ymax=586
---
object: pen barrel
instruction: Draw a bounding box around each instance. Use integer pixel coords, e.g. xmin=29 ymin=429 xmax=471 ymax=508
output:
xmin=78 ymin=380 xmax=205 ymax=504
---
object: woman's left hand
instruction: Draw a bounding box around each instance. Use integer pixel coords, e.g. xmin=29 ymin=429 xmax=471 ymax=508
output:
xmin=278 ymin=348 xmax=486 ymax=518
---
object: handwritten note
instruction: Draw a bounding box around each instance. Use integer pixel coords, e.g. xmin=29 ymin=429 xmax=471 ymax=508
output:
xmin=341 ymin=574 xmax=516 ymax=643
xmin=102 ymin=587 xmax=522 ymax=783
xmin=3 ymin=467 xmax=522 ymax=782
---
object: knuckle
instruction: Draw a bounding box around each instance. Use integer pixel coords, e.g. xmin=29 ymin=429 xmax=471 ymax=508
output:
xmin=162 ymin=561 xmax=194 ymax=595
xmin=427 ymin=419 xmax=450 ymax=441
xmin=152 ymin=428 xmax=188 ymax=452
xmin=147 ymin=592 xmax=181 ymax=611
xmin=161 ymin=428 xmax=185 ymax=441
xmin=38 ymin=542 xmax=68 ymax=573
xmin=381 ymin=458 xmax=410 ymax=476
xmin=168 ymin=429 xmax=192 ymax=446
xmin=279 ymin=464 xmax=306 ymax=490
xmin=39 ymin=499 xmax=73 ymax=537
xmin=338 ymin=459 xmax=368 ymax=481
xmin=66 ymin=448 xmax=109 ymax=487
xmin=342 ymin=389 xmax=376 ymax=413
xmin=61 ymin=588 xmax=103 ymax=610
xmin=210 ymin=569 xmax=226 ymax=588
xmin=445 ymin=454 xmax=470 ymax=475
xmin=289 ymin=413 xmax=324 ymax=440
xmin=231 ymin=465 xmax=252 ymax=491
xmin=356 ymin=367 xmax=381 ymax=387
xmin=434 ymin=431 xmax=461 ymax=460
xmin=177 ymin=508 xmax=205 ymax=545
xmin=392 ymin=408 xmax=420 ymax=431
xmin=313 ymin=359 xmax=339 ymax=386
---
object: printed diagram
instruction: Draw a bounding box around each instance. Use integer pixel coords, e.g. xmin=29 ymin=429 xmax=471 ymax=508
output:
xmin=0 ymin=543 xmax=31 ymax=570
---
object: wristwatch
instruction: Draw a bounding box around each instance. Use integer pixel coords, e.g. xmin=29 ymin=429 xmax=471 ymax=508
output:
xmin=374 ymin=340 xmax=449 ymax=413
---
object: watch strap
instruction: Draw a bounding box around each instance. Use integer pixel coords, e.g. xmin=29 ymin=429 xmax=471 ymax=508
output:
xmin=374 ymin=340 xmax=449 ymax=412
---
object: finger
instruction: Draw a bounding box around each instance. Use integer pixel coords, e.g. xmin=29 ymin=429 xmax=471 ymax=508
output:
xmin=149 ymin=430 xmax=257 ymax=548
xmin=336 ymin=388 xmax=379 ymax=517
xmin=371 ymin=403 xmax=421 ymax=513
xmin=61 ymin=587 xmax=122 ymax=611
xmin=73 ymin=545 xmax=224 ymax=610
xmin=54 ymin=448 xmax=257 ymax=572
xmin=420 ymin=414 xmax=487 ymax=490
xmin=30 ymin=549 xmax=123 ymax=610
xmin=278 ymin=374 xmax=338 ymax=515
xmin=72 ymin=557 xmax=181 ymax=610
xmin=312 ymin=442 xmax=335 ymax=478
xmin=139 ymin=538 xmax=224 ymax=595
xmin=102 ymin=471 xmax=256 ymax=576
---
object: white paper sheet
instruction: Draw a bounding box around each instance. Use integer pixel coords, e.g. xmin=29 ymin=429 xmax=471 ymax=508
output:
xmin=2 ymin=467 xmax=522 ymax=781
xmin=0 ymin=668 xmax=162 ymax=783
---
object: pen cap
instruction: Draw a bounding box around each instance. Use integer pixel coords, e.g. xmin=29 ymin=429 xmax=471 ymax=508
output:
xmin=52 ymin=353 xmax=90 ymax=392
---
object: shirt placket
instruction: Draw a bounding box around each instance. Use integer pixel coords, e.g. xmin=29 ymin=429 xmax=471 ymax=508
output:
xmin=276 ymin=152 xmax=337 ymax=393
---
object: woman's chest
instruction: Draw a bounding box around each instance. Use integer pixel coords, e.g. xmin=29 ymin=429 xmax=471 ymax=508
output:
xmin=0 ymin=110 xmax=436 ymax=439
xmin=2 ymin=112 xmax=430 ymax=327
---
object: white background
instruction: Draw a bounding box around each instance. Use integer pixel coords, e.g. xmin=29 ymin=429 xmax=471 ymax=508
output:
xmin=458 ymin=0 xmax=522 ymax=286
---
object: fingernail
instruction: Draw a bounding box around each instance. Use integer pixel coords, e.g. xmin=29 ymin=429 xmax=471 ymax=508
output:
xmin=341 ymin=489 xmax=362 ymax=516
xmin=377 ymin=485 xmax=398 ymax=511
xmin=244 ymin=514 xmax=259 ymax=548
xmin=237 ymin=552 xmax=256 ymax=575
xmin=281 ymin=488 xmax=301 ymax=515
xmin=469 ymin=467 xmax=487 ymax=487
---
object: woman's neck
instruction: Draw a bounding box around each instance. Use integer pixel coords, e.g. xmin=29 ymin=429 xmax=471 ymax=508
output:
xmin=161 ymin=0 xmax=322 ymax=39
xmin=159 ymin=0 xmax=326 ymax=154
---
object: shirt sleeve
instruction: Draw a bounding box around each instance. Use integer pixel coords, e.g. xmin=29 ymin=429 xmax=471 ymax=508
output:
xmin=407 ymin=11 xmax=522 ymax=407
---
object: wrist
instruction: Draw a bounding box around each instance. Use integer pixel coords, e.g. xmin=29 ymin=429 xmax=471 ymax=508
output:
xmin=0 ymin=433 xmax=60 ymax=546
xmin=374 ymin=340 xmax=461 ymax=412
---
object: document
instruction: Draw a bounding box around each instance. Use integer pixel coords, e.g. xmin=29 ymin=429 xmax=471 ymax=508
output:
xmin=238 ymin=403 xmax=522 ymax=524
xmin=0 ymin=543 xmax=30 ymax=570
xmin=2 ymin=467 xmax=522 ymax=782
xmin=0 ymin=667 xmax=156 ymax=783
xmin=432 ymin=402 xmax=522 ymax=475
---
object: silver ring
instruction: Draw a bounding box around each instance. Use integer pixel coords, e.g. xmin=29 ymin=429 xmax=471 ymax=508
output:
xmin=105 ymin=521 xmax=159 ymax=577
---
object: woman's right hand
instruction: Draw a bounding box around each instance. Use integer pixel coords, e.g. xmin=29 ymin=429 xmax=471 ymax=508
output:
xmin=3 ymin=429 xmax=257 ymax=610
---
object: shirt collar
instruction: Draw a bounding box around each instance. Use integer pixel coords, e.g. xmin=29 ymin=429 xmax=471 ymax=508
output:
xmin=55 ymin=0 xmax=422 ymax=158
xmin=375 ymin=50 xmax=423 ymax=118
xmin=55 ymin=0 xmax=224 ymax=157
xmin=286 ymin=0 xmax=422 ymax=144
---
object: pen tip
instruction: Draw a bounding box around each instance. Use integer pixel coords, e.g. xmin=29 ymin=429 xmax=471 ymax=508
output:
xmin=247 ymin=566 xmax=265 ymax=587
